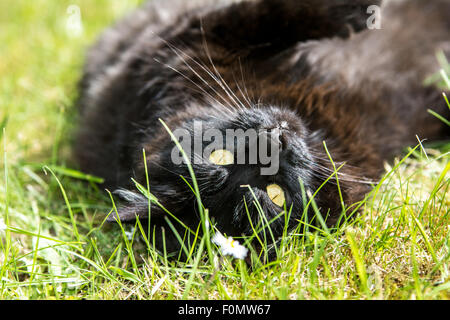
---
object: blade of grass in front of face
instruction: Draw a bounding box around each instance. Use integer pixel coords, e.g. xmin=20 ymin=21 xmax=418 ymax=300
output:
xmin=157 ymin=120 xmax=215 ymax=268
xmin=243 ymin=196 xmax=263 ymax=246
xmin=134 ymin=217 xmax=164 ymax=272
xmin=106 ymin=191 xmax=140 ymax=277
xmin=323 ymin=141 xmax=346 ymax=214
xmin=246 ymin=185 xmax=279 ymax=258
xmin=142 ymin=149 xmax=152 ymax=243
xmin=183 ymin=224 xmax=202 ymax=265
xmin=242 ymin=198 xmax=286 ymax=262
xmin=280 ymin=204 xmax=294 ymax=254
xmin=163 ymin=216 xmax=190 ymax=260
xmin=300 ymin=162 xmax=349 ymax=236
xmin=307 ymin=191 xmax=330 ymax=235
xmin=298 ymin=177 xmax=308 ymax=234
xmin=132 ymin=178 xmax=195 ymax=236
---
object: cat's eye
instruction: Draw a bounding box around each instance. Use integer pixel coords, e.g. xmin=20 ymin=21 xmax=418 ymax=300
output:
xmin=209 ymin=149 xmax=234 ymax=166
xmin=266 ymin=184 xmax=285 ymax=207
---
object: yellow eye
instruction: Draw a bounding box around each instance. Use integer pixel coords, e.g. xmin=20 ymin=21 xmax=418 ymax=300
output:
xmin=266 ymin=184 xmax=285 ymax=207
xmin=209 ymin=149 xmax=234 ymax=166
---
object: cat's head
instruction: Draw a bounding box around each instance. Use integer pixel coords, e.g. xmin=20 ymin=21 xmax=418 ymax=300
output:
xmin=108 ymin=104 xmax=365 ymax=245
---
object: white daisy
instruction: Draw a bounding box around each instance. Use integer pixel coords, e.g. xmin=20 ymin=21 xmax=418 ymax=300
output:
xmin=212 ymin=231 xmax=248 ymax=260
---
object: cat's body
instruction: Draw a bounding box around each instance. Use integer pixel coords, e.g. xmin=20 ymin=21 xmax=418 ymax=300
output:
xmin=75 ymin=0 xmax=449 ymax=253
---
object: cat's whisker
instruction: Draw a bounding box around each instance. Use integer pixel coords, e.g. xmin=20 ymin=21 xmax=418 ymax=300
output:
xmin=169 ymin=51 xmax=237 ymax=112
xmin=237 ymin=57 xmax=254 ymax=108
xmin=151 ymin=33 xmax=253 ymax=128
xmin=303 ymin=159 xmax=377 ymax=185
xmin=152 ymin=57 xmax=232 ymax=116
xmin=149 ymin=36 xmax=235 ymax=111
xmin=206 ymin=100 xmax=241 ymax=121
xmin=231 ymin=71 xmax=253 ymax=109
xmin=156 ymin=37 xmax=240 ymax=113
xmin=199 ymin=22 xmax=249 ymax=112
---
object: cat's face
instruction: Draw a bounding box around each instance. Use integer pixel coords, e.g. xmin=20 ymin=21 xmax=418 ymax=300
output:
xmin=111 ymin=105 xmax=337 ymax=243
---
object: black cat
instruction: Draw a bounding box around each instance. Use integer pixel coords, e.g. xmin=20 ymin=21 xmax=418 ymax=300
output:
xmin=75 ymin=0 xmax=449 ymax=253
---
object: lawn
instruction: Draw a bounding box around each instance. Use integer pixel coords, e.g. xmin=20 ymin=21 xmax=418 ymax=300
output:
xmin=0 ymin=0 xmax=449 ymax=300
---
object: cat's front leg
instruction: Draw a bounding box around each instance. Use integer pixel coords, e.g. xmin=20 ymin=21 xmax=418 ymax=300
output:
xmin=198 ymin=0 xmax=382 ymax=57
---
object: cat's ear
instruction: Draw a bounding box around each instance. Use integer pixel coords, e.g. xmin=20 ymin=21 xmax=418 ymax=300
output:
xmin=106 ymin=189 xmax=163 ymax=222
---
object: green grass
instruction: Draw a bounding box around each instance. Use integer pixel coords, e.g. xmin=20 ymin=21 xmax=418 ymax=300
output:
xmin=0 ymin=0 xmax=449 ymax=300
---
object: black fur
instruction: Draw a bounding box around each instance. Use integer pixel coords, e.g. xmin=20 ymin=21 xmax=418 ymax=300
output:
xmin=75 ymin=0 xmax=449 ymax=254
